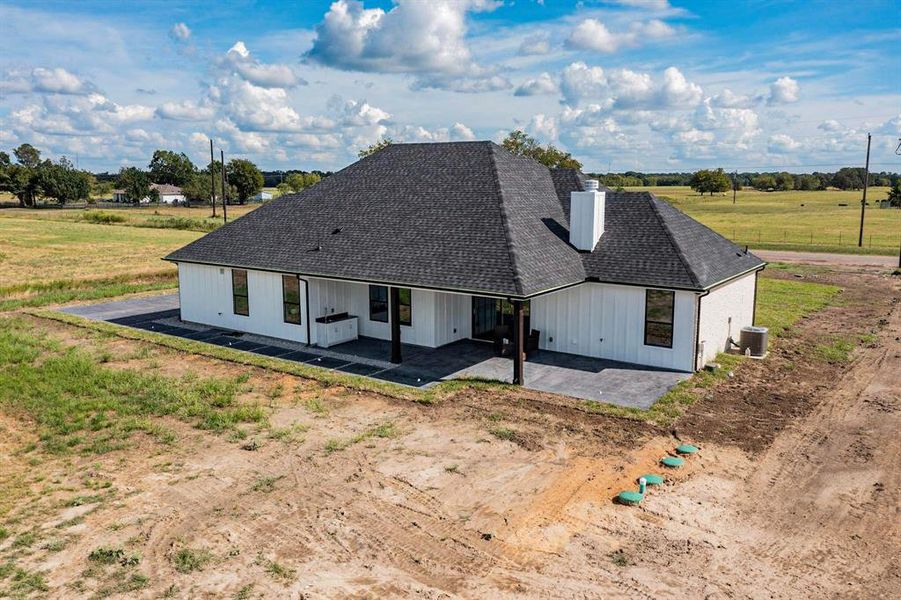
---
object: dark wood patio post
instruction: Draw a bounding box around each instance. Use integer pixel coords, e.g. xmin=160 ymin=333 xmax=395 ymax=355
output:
xmin=390 ymin=286 xmax=402 ymax=363
xmin=512 ymin=300 xmax=524 ymax=385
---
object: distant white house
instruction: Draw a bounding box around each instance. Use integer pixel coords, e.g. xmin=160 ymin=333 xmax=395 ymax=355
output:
xmin=252 ymin=190 xmax=273 ymax=202
xmin=112 ymin=183 xmax=185 ymax=204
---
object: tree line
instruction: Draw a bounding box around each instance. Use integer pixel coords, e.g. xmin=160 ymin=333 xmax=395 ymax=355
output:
xmin=1 ymin=144 xmax=288 ymax=207
xmin=0 ymin=144 xmax=95 ymax=206
xmin=593 ymin=167 xmax=899 ymax=192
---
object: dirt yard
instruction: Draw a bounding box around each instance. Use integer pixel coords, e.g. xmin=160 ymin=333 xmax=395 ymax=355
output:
xmin=1 ymin=266 xmax=898 ymax=599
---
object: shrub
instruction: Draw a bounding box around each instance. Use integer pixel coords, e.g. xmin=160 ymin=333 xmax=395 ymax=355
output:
xmin=81 ymin=211 xmax=126 ymax=224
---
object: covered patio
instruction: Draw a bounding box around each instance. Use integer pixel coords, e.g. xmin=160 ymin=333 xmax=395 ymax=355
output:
xmin=60 ymin=294 xmax=688 ymax=409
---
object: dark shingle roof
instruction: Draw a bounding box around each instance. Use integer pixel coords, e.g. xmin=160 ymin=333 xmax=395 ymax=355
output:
xmin=166 ymin=141 xmax=763 ymax=296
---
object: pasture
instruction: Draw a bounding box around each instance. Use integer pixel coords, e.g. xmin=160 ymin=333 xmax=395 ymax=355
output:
xmin=631 ymin=186 xmax=899 ymax=255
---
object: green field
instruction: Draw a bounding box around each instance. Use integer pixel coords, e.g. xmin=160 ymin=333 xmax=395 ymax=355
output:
xmin=0 ymin=217 xmax=201 ymax=309
xmin=629 ymin=186 xmax=899 ymax=255
xmin=0 ymin=204 xmax=258 ymax=230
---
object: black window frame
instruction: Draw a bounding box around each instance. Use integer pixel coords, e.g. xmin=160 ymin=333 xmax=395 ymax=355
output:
xmin=282 ymin=275 xmax=301 ymax=325
xmin=232 ymin=269 xmax=249 ymax=316
xmin=397 ymin=288 xmax=412 ymax=327
xmin=643 ymin=289 xmax=674 ymax=348
xmin=369 ymin=285 xmax=388 ymax=323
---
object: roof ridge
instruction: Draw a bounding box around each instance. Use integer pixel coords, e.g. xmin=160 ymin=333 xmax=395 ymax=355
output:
xmin=646 ymin=193 xmax=702 ymax=289
xmin=487 ymin=144 xmax=525 ymax=296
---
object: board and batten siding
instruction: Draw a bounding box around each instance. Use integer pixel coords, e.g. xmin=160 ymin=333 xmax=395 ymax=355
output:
xmin=307 ymin=278 xmax=471 ymax=348
xmin=530 ymin=282 xmax=697 ymax=372
xmin=696 ymin=272 xmax=757 ymax=367
xmin=178 ymin=262 xmax=309 ymax=343
xmin=178 ymin=263 xmax=472 ymax=349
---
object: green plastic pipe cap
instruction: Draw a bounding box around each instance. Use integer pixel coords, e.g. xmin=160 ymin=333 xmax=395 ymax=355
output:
xmin=660 ymin=456 xmax=685 ymax=468
xmin=640 ymin=474 xmax=665 ymax=485
xmin=616 ymin=490 xmax=644 ymax=505
xmin=675 ymin=443 xmax=699 ymax=454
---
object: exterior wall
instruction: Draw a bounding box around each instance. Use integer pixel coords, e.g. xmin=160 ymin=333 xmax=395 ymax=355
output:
xmin=307 ymin=279 xmax=470 ymax=348
xmin=159 ymin=193 xmax=185 ymax=204
xmin=697 ymin=272 xmax=757 ymax=367
xmin=178 ymin=262 xmax=309 ymax=343
xmin=177 ymin=261 xmax=753 ymax=370
xmin=178 ymin=263 xmax=471 ymax=349
xmin=530 ymin=282 xmax=697 ymax=372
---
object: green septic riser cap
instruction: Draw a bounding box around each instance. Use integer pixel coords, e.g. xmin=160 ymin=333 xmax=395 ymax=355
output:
xmin=660 ymin=456 xmax=684 ymax=468
xmin=617 ymin=490 xmax=644 ymax=505
xmin=640 ymin=474 xmax=664 ymax=485
xmin=675 ymin=444 xmax=699 ymax=454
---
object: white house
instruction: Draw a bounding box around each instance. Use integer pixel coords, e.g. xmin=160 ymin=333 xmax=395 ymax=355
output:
xmin=252 ymin=190 xmax=273 ymax=202
xmin=112 ymin=183 xmax=185 ymax=204
xmin=166 ymin=142 xmax=764 ymax=382
xmin=152 ymin=183 xmax=185 ymax=204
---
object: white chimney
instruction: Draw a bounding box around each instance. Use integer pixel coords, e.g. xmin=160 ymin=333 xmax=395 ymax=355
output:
xmin=569 ymin=179 xmax=605 ymax=251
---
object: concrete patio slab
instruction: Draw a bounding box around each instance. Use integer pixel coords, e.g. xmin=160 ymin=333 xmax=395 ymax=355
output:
xmin=58 ymin=294 xmax=688 ymax=409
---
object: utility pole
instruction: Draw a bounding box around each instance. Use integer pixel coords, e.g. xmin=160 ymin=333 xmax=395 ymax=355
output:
xmin=220 ymin=149 xmax=228 ymax=224
xmin=857 ymin=133 xmax=871 ymax=247
xmin=209 ymin=139 xmax=217 ymax=218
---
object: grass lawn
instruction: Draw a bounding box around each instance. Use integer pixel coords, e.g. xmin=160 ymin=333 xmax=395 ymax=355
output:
xmin=0 ymin=204 xmax=260 ymax=231
xmin=0 ymin=315 xmax=266 ymax=456
xmin=628 ymin=186 xmax=899 ymax=255
xmin=0 ymin=217 xmax=199 ymax=288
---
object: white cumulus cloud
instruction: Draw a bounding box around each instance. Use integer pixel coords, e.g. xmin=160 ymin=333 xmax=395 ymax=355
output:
xmin=305 ymin=0 xmax=506 ymax=92
xmin=222 ymin=41 xmax=305 ymax=89
xmin=515 ymin=72 xmax=558 ymax=96
xmin=560 ymin=62 xmax=702 ymax=110
xmin=565 ymin=18 xmax=676 ymax=53
xmin=767 ymin=76 xmax=800 ymax=105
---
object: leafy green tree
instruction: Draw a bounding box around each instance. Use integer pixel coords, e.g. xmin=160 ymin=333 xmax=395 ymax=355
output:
xmin=6 ymin=145 xmax=43 ymax=207
xmin=276 ymin=182 xmax=292 ymax=196
xmin=774 ymin=172 xmax=795 ymax=191
xmin=284 ymin=172 xmax=321 ymax=193
xmin=501 ymin=130 xmax=582 ymax=169
xmin=886 ymin=181 xmax=901 ymax=208
xmin=92 ymin=179 xmax=115 ymax=198
xmin=688 ymin=168 xmax=731 ymax=196
xmin=226 ymin=159 xmax=264 ymax=204
xmin=13 ymin=143 xmax=41 ymax=169
xmin=358 ymin=137 xmax=393 ymax=158
xmin=0 ymin=151 xmax=11 ymax=195
xmin=752 ymin=174 xmax=777 ymax=191
xmin=117 ymin=166 xmax=153 ymax=204
xmin=831 ymin=167 xmax=865 ymax=190
xmin=182 ymin=172 xmax=212 ymax=204
xmin=798 ymin=175 xmax=823 ymax=190
xmin=148 ymin=150 xmax=196 ymax=187
xmin=36 ymin=157 xmax=92 ymax=204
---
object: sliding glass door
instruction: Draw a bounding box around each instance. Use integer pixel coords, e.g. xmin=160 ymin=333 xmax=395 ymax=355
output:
xmin=471 ymin=297 xmax=530 ymax=341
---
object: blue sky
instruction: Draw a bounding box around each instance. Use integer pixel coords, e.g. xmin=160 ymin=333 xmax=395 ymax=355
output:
xmin=1 ymin=0 xmax=899 ymax=173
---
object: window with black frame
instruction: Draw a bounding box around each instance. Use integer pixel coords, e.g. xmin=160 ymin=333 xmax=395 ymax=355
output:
xmin=282 ymin=275 xmax=301 ymax=324
xmin=398 ymin=288 xmax=412 ymax=326
xmin=369 ymin=285 xmax=388 ymax=322
xmin=644 ymin=289 xmax=674 ymax=348
xmin=232 ymin=269 xmax=249 ymax=316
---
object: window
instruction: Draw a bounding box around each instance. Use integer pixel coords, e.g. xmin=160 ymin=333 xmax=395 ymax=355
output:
xmin=282 ymin=275 xmax=301 ymax=324
xmin=398 ymin=288 xmax=412 ymax=326
xmin=232 ymin=269 xmax=249 ymax=316
xmin=368 ymin=285 xmax=412 ymax=326
xmin=369 ymin=285 xmax=388 ymax=323
xmin=644 ymin=289 xmax=674 ymax=348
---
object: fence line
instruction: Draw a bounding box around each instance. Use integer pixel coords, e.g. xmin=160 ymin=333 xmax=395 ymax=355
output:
xmin=728 ymin=228 xmax=900 ymax=250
